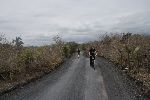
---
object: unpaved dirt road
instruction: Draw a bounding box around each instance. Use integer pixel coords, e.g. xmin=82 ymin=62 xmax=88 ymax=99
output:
xmin=0 ymin=53 xmax=147 ymax=100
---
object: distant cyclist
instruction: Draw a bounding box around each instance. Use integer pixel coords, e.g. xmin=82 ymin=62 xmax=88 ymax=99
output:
xmin=89 ymin=47 xmax=97 ymax=69
xmin=77 ymin=48 xmax=80 ymax=58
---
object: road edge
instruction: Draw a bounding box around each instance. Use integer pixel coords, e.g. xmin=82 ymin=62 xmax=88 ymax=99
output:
xmin=0 ymin=54 xmax=75 ymax=96
xmin=96 ymin=56 xmax=150 ymax=100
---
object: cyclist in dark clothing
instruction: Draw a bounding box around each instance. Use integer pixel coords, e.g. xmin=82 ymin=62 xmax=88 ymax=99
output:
xmin=89 ymin=47 xmax=97 ymax=69
xmin=77 ymin=48 xmax=80 ymax=58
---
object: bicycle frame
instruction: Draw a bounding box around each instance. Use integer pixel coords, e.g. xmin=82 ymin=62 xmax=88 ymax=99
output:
xmin=90 ymin=55 xmax=95 ymax=68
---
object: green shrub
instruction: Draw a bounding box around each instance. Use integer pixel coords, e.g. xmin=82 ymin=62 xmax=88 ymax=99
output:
xmin=18 ymin=48 xmax=35 ymax=70
xmin=63 ymin=45 xmax=70 ymax=57
xmin=0 ymin=35 xmax=78 ymax=81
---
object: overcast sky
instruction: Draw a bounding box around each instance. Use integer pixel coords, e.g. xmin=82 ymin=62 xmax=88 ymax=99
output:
xmin=0 ymin=0 xmax=150 ymax=46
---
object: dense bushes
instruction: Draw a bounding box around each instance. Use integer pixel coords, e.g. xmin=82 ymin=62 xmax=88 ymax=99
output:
xmin=63 ymin=42 xmax=78 ymax=58
xmin=84 ymin=33 xmax=150 ymax=92
xmin=0 ymin=35 xmax=78 ymax=81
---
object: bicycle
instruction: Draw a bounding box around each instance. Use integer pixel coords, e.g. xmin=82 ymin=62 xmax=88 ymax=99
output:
xmin=78 ymin=54 xmax=80 ymax=58
xmin=90 ymin=55 xmax=95 ymax=70
xmin=77 ymin=48 xmax=80 ymax=59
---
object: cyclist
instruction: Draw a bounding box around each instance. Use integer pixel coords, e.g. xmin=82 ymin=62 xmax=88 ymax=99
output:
xmin=77 ymin=48 xmax=80 ymax=58
xmin=89 ymin=47 xmax=97 ymax=69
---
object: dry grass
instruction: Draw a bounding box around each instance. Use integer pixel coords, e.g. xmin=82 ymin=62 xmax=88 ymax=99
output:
xmin=83 ymin=33 xmax=150 ymax=93
xmin=0 ymin=35 xmax=78 ymax=93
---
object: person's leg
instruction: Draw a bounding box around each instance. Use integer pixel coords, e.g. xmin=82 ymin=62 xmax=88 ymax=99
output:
xmin=90 ymin=55 xmax=95 ymax=70
xmin=90 ymin=56 xmax=92 ymax=66
xmin=78 ymin=54 xmax=80 ymax=58
xmin=93 ymin=55 xmax=95 ymax=69
xmin=93 ymin=60 xmax=95 ymax=70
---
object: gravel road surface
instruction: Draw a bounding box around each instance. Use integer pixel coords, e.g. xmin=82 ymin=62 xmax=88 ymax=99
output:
xmin=0 ymin=53 xmax=147 ymax=100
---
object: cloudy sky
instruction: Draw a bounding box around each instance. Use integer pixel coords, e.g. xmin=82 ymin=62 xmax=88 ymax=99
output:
xmin=0 ymin=0 xmax=150 ymax=46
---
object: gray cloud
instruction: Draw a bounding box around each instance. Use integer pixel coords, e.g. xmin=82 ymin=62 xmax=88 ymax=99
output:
xmin=0 ymin=0 xmax=150 ymax=45
xmin=111 ymin=12 xmax=150 ymax=33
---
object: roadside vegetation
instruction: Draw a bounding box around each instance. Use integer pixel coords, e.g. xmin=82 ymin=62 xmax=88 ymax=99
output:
xmin=0 ymin=34 xmax=78 ymax=93
xmin=83 ymin=33 xmax=150 ymax=95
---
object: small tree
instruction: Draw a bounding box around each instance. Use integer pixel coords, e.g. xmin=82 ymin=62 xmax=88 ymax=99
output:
xmin=53 ymin=35 xmax=64 ymax=58
xmin=12 ymin=37 xmax=24 ymax=53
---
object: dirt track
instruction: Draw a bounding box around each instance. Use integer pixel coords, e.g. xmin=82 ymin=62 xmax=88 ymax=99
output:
xmin=0 ymin=53 xmax=148 ymax=100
